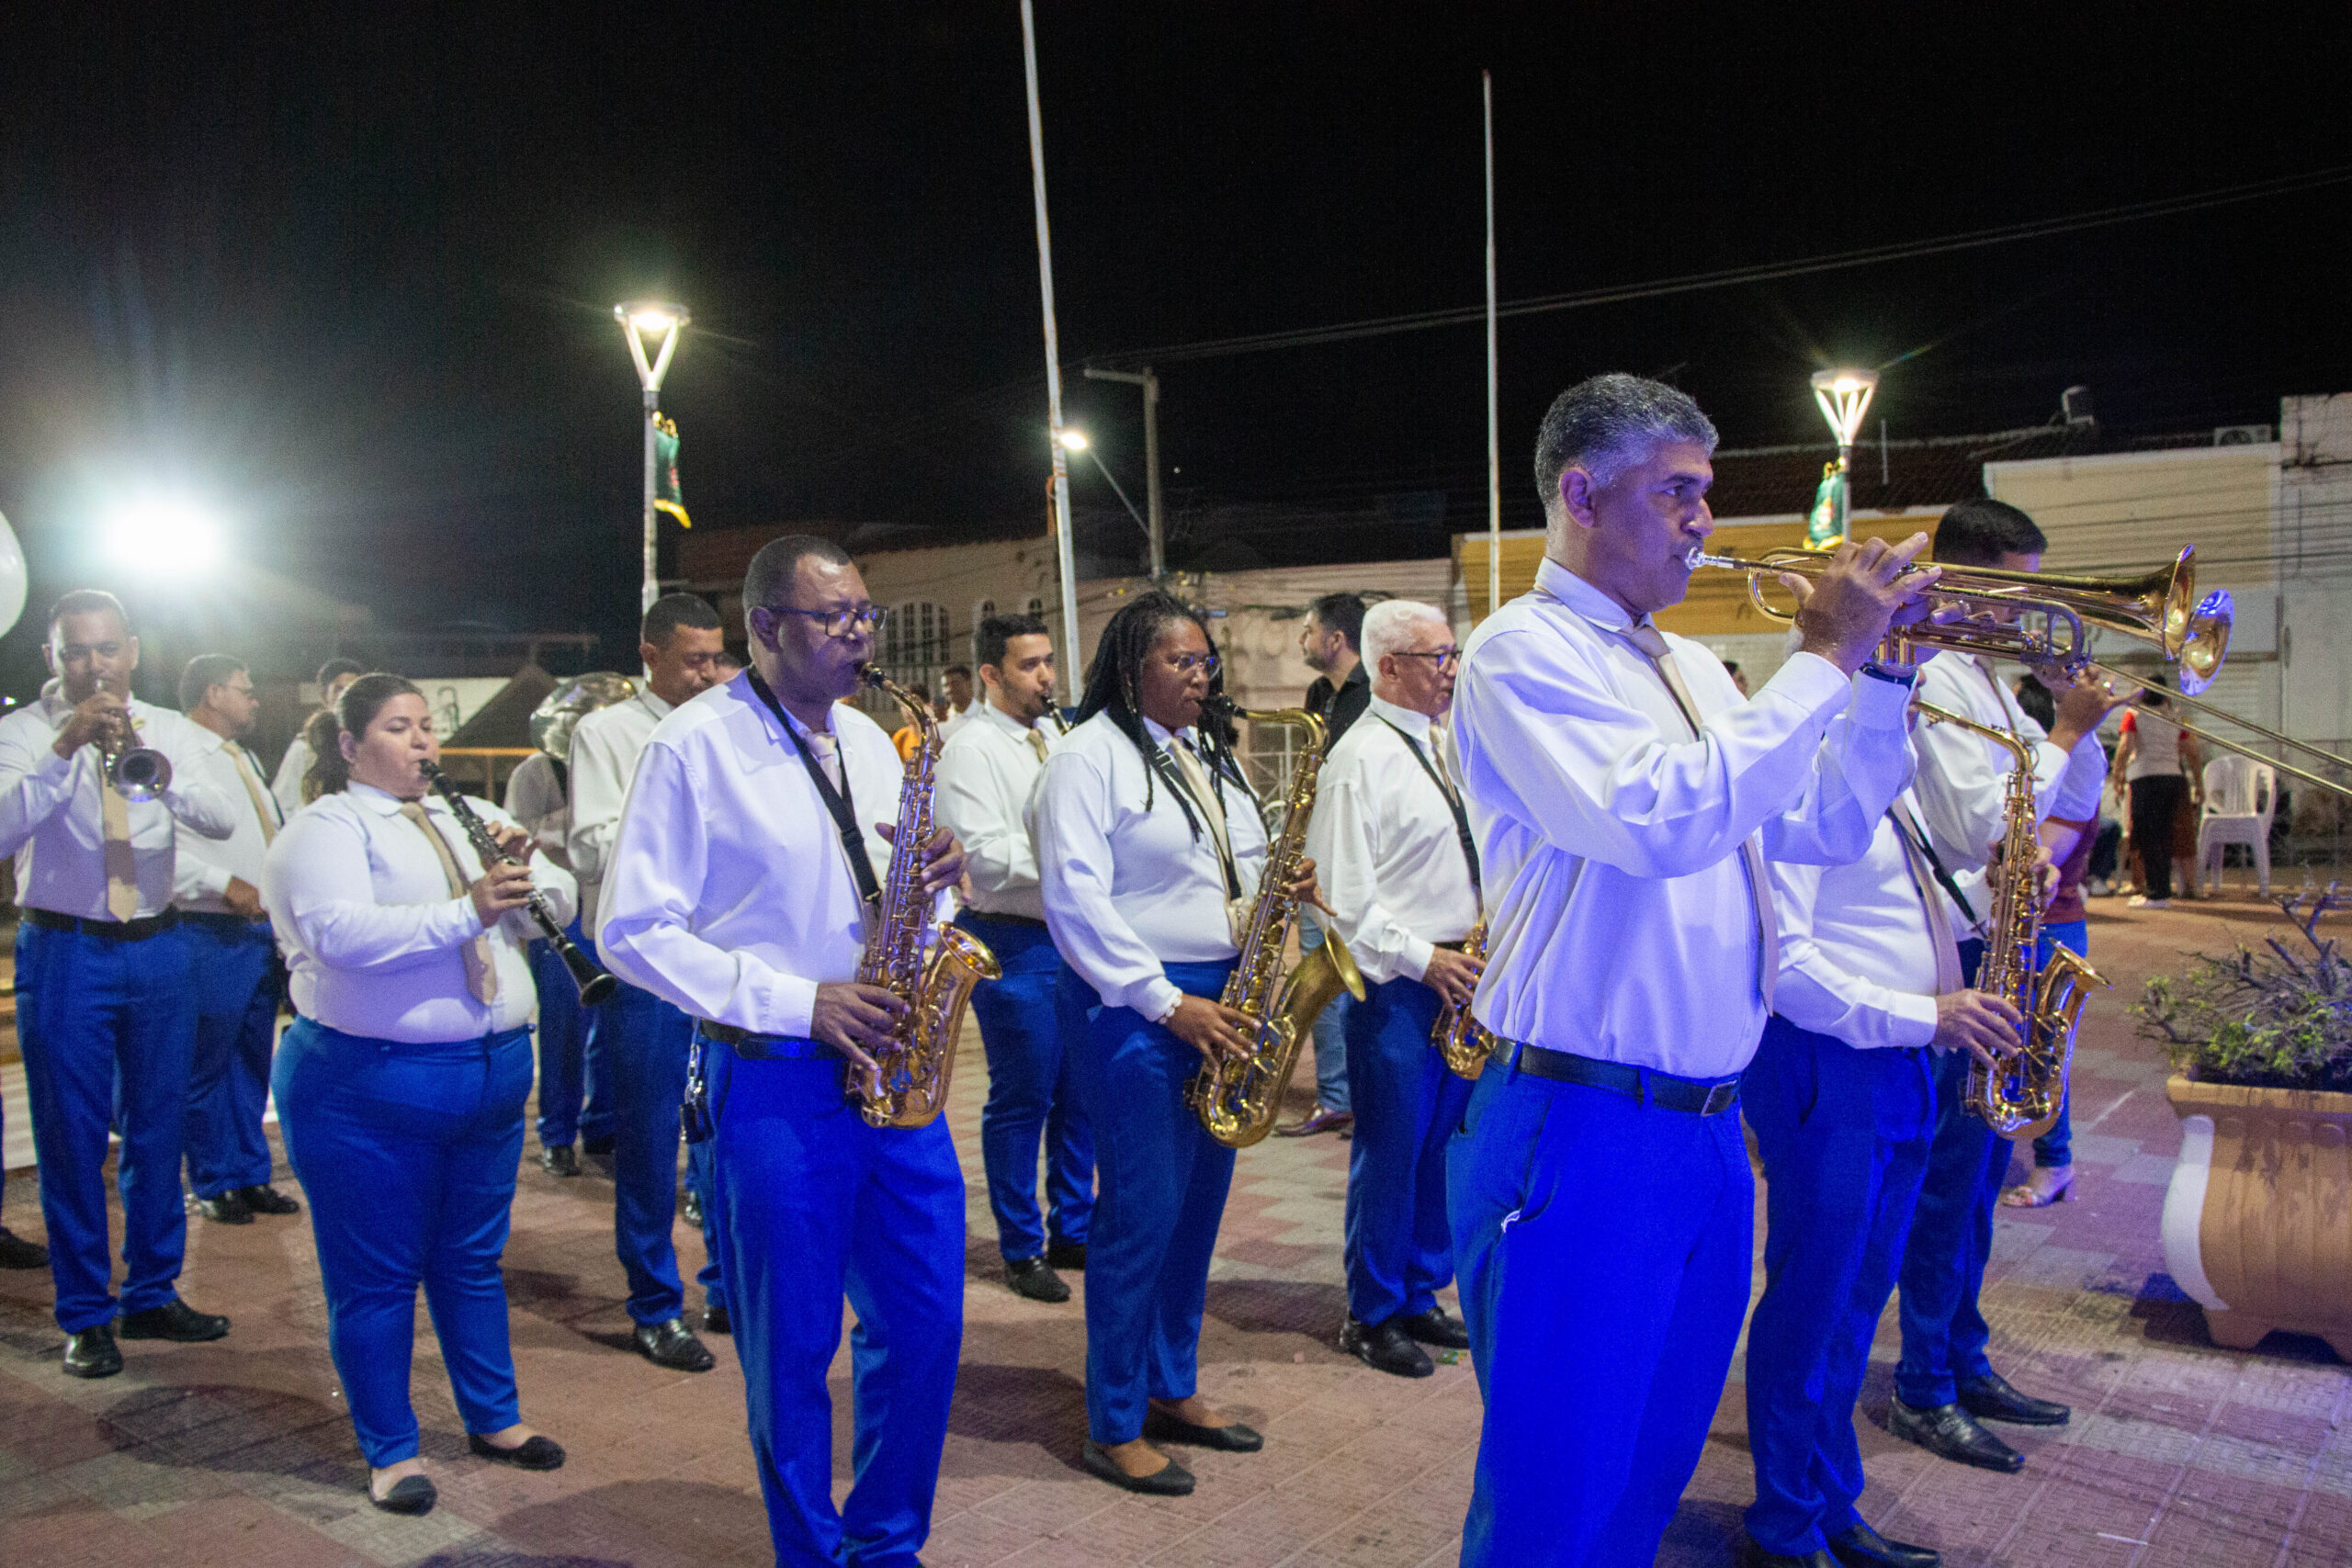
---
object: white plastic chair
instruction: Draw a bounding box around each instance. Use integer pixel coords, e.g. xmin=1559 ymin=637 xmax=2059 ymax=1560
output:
xmin=2197 ymin=753 xmax=2276 ymax=894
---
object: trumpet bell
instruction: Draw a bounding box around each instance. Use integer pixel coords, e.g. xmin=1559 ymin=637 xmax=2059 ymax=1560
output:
xmin=109 ymin=747 xmax=173 ymax=803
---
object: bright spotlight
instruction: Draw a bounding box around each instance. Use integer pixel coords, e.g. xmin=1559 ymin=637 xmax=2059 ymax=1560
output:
xmin=628 ymin=310 xmax=676 ymax=333
xmin=1057 ymin=429 xmax=1090 ymax=451
xmin=104 ymin=495 xmax=223 ymax=573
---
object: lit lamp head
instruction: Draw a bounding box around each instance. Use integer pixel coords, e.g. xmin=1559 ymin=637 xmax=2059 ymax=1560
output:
xmin=1055 ymin=429 xmax=1090 ymax=451
xmin=103 ymin=493 xmax=225 ymax=575
xmin=1810 ymin=367 xmax=1879 ymax=455
xmin=615 ymin=299 xmax=691 ymax=394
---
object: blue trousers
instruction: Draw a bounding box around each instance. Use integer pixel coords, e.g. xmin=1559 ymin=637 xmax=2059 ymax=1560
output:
xmin=1896 ymin=938 xmax=2010 ymax=1409
xmin=14 ymin=919 xmax=196 ymax=1332
xmin=2030 ymin=920 xmax=2086 ymax=1169
xmin=705 ymin=1036 xmax=965 ymax=1568
xmin=961 ymin=913 xmax=1092 ymax=1262
xmin=1067 ymin=959 xmax=1238 ymax=1445
xmin=178 ymin=919 xmax=282 ymax=1199
xmin=1450 ymin=1056 xmax=1753 ymax=1568
xmin=605 ymin=979 xmax=726 ymax=1323
xmin=1302 ymin=921 xmax=1352 ymax=1113
xmin=1743 ymin=1019 xmax=1938 ymax=1557
xmin=532 ymin=919 xmax=613 ymax=1148
xmin=273 ymin=1019 xmax=532 ymax=1468
xmin=1343 ymin=975 xmax=1475 ymax=1325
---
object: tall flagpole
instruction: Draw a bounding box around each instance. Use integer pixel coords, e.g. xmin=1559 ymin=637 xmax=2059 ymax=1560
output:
xmin=1021 ymin=1 xmax=1084 ymax=673
xmin=1483 ymin=71 xmax=1501 ymax=620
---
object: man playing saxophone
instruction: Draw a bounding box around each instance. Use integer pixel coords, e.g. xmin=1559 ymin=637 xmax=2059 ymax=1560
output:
xmin=1893 ymin=500 xmax=2120 ymax=1475
xmin=1303 ymin=599 xmax=1483 ymax=1381
xmin=594 ymin=536 xmax=969 ymax=1567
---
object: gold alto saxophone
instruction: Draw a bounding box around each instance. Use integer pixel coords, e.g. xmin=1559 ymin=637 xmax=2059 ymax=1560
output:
xmin=1186 ymin=700 xmax=1367 ymax=1148
xmin=1916 ymin=702 xmax=2104 ymax=1140
xmin=852 ymin=669 xmax=1001 ymax=1128
xmin=1431 ymin=917 xmax=1491 ymax=1079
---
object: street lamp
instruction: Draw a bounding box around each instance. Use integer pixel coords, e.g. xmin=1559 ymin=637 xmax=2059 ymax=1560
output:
xmin=616 ymin=299 xmax=689 ymax=614
xmin=103 ymin=493 xmax=225 ymax=574
xmin=1082 ymin=366 xmax=1163 ymax=581
xmin=1807 ymin=367 xmax=1879 ymax=547
xmin=1056 ymin=428 xmax=1153 ymax=552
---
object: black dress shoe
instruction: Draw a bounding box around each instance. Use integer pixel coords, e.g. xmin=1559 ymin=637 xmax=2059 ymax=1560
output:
xmin=1828 ymin=1520 xmax=1940 ymax=1568
xmin=1395 ymin=1305 xmax=1471 ymax=1349
xmin=371 ymin=1474 xmax=437 ymax=1515
xmin=538 ymin=1145 xmax=580 ymax=1177
xmin=198 ymin=1190 xmax=254 ymax=1225
xmin=1046 ymin=1238 xmax=1088 ymax=1271
xmin=1006 ymin=1256 xmax=1071 ymax=1303
xmin=118 ymin=1299 xmax=230 ymax=1342
xmin=702 ymin=1303 xmax=731 ymax=1336
xmin=634 ymin=1317 xmax=716 ymax=1371
xmin=582 ymin=1133 xmax=616 ymax=1156
xmin=63 ymin=1326 xmax=123 ymax=1379
xmin=0 ymin=1225 xmax=49 ymax=1269
xmin=1144 ymin=1407 xmax=1263 ymax=1452
xmin=1958 ymin=1371 xmax=2071 ymax=1427
xmin=1340 ymin=1314 xmax=1434 ymax=1379
xmin=1888 ymin=1398 xmax=2024 ymax=1472
xmin=238 ymin=1184 xmax=301 ymax=1216
xmin=1741 ymin=1541 xmax=1837 ymax=1568
xmin=1080 ymin=1439 xmax=1194 ymax=1495
xmin=468 ymin=1433 xmax=566 ymax=1470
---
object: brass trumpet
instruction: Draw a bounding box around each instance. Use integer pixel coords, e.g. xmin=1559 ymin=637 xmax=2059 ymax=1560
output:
xmin=98 ymin=713 xmax=173 ymax=803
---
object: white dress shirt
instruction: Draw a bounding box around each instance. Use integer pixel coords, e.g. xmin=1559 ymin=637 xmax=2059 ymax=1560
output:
xmin=173 ymin=735 xmax=286 ymax=915
xmin=1031 ymin=711 xmax=1271 ymax=1022
xmin=270 ymin=733 xmax=314 ymax=818
xmin=1305 ymin=694 xmax=1478 ymax=987
xmin=0 ymin=694 xmax=239 ymax=920
xmin=596 ymin=674 xmax=923 ymax=1040
xmin=939 ymin=703 xmax=976 ymax=742
xmin=567 ymin=689 xmax=673 ymax=930
xmin=1451 ymin=557 xmax=1915 ymax=1079
xmin=1912 ymin=651 xmax=2075 ymax=933
xmin=503 ymin=750 xmax=571 ymax=863
xmin=260 ymin=782 xmax=575 ymax=1042
xmin=936 ymin=699 xmax=1057 ymax=919
xmin=1771 ymin=795 xmax=1948 ymax=1053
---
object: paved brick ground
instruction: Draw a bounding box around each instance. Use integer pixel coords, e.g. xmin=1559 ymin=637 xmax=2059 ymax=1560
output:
xmin=4 ymin=895 xmax=2350 ymax=1566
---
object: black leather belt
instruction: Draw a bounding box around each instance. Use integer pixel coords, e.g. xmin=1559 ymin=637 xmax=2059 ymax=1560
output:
xmin=958 ymin=909 xmax=1046 ymax=929
xmin=696 ymin=1021 xmax=834 ymax=1061
xmin=23 ymin=908 xmax=179 ymax=942
xmin=177 ymin=910 xmax=270 ymax=934
xmin=1502 ymin=1041 xmax=1741 ymax=1116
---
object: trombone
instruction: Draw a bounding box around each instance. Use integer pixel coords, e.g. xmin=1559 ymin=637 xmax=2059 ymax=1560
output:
xmin=2092 ymin=666 xmax=2352 ymax=803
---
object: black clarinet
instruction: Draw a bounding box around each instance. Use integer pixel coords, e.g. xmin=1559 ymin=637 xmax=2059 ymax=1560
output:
xmin=420 ymin=761 xmax=617 ymax=1006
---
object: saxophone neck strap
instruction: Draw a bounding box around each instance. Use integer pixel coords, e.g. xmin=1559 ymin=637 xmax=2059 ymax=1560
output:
xmin=1145 ymin=735 xmax=1243 ymax=900
xmin=1381 ymin=716 xmax=1481 ymax=899
xmin=1891 ymin=804 xmax=1982 ymax=933
xmin=746 ymin=669 xmax=881 ymax=910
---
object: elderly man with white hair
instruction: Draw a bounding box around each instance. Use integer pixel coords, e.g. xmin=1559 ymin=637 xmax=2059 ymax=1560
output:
xmin=1305 ymin=598 xmax=1484 ymax=1382
xmin=1445 ymin=372 xmax=1938 ymax=1568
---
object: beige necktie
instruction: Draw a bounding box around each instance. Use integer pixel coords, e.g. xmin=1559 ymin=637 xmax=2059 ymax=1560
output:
xmin=1026 ymin=727 xmax=1050 ymax=764
xmin=225 ymin=742 xmax=279 ymax=844
xmin=1892 ymin=803 xmax=1966 ymax=994
xmin=1623 ymin=623 xmax=1780 ymax=1008
xmin=399 ymin=801 xmax=498 ymax=1004
xmin=100 ymin=771 xmax=140 ymax=920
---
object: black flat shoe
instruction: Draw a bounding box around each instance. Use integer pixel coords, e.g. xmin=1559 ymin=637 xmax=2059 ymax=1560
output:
xmin=538 ymin=1145 xmax=580 ymax=1177
xmin=118 ymin=1299 xmax=230 ymax=1342
xmin=702 ymin=1303 xmax=731 ymax=1336
xmin=1828 ymin=1519 xmax=1940 ymax=1568
xmin=238 ymin=1184 xmax=301 ymax=1216
xmin=634 ymin=1317 xmax=716 ymax=1372
xmin=1957 ymin=1371 xmax=2070 ymax=1427
xmin=197 ymin=1190 xmax=254 ymax=1225
xmin=468 ymin=1433 xmax=565 ymax=1471
xmin=1340 ymin=1314 xmax=1434 ymax=1379
xmin=1888 ymin=1398 xmax=2024 ymax=1472
xmin=1006 ymin=1256 xmax=1071 ymax=1303
xmin=370 ymin=1474 xmax=437 ymax=1515
xmin=1046 ymin=1238 xmax=1088 ymax=1271
xmin=63 ymin=1326 xmax=122 ymax=1379
xmin=1080 ymin=1439 xmax=1194 ymax=1495
xmin=1144 ymin=1408 xmax=1263 ymax=1452
xmin=1395 ymin=1306 xmax=1470 ymax=1349
xmin=1741 ymin=1540 xmax=1836 ymax=1568
xmin=0 ymin=1225 xmax=49 ymax=1269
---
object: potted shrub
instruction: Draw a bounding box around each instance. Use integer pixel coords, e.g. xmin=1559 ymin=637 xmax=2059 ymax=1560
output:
xmin=2137 ymin=887 xmax=2352 ymax=1360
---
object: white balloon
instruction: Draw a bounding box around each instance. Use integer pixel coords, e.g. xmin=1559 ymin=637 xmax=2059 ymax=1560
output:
xmin=0 ymin=510 xmax=25 ymax=641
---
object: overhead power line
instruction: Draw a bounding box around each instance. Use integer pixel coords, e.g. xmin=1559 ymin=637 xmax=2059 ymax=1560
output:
xmin=1089 ymin=164 xmax=2352 ymax=367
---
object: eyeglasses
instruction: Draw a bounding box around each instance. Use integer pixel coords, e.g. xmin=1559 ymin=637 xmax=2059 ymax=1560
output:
xmin=763 ymin=604 xmax=888 ymax=639
xmin=1396 ymin=649 xmax=1463 ymax=671
xmin=1166 ymin=650 xmax=1221 ymax=676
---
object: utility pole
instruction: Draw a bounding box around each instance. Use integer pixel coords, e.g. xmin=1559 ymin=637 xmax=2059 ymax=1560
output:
xmin=1084 ymin=365 xmax=1163 ymax=581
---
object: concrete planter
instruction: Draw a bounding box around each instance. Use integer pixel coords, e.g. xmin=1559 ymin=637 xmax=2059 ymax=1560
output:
xmin=2161 ymin=1072 xmax=2352 ymax=1360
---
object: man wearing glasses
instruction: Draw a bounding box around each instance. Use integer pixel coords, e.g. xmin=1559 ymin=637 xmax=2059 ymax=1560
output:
xmin=1303 ymin=600 xmax=1485 ymax=1381
xmin=596 ymin=537 xmax=967 ymax=1567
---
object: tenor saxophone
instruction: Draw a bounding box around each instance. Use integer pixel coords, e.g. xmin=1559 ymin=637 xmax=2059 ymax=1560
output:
xmin=1185 ymin=700 xmax=1366 ymax=1148
xmin=1917 ymin=702 xmax=2104 ymax=1140
xmin=852 ymin=669 xmax=1001 ymax=1129
xmin=1430 ymin=917 xmax=1491 ymax=1079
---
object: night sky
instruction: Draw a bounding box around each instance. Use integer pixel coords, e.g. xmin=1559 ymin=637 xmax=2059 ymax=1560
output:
xmin=3 ymin=6 xmax=2346 ymax=690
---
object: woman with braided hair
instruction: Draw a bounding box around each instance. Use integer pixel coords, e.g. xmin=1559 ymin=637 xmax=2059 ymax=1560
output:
xmin=1033 ymin=590 xmax=1323 ymax=1495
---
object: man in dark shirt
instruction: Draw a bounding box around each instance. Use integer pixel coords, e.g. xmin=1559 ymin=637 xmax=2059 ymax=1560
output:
xmin=1282 ymin=592 xmax=1369 ymax=1137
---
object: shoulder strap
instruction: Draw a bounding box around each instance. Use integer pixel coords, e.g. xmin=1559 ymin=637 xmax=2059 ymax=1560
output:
xmin=745 ymin=671 xmax=883 ymax=909
xmin=1145 ymin=739 xmax=1243 ymax=899
xmin=1380 ymin=717 xmax=1480 ymax=897
xmin=1890 ymin=803 xmax=1980 ymax=930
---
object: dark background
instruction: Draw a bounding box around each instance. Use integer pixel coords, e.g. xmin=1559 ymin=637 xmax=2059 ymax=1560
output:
xmin=3 ymin=5 xmax=2346 ymax=694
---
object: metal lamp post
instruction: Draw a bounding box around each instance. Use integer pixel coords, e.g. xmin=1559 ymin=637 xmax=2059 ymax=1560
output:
xmin=616 ymin=301 xmax=689 ymax=614
xmin=1808 ymin=367 xmax=1879 ymax=547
